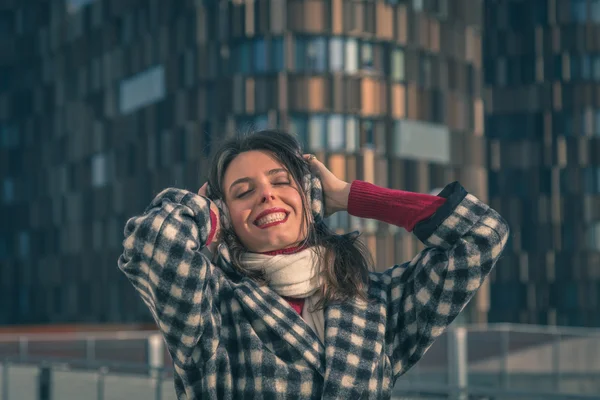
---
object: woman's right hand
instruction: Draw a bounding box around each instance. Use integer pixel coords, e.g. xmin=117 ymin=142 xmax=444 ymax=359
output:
xmin=198 ymin=183 xmax=221 ymax=251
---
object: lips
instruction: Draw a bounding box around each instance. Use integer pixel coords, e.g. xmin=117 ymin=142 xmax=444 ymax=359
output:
xmin=253 ymin=208 xmax=290 ymax=229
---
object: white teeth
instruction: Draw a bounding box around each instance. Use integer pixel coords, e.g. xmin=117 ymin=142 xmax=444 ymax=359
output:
xmin=255 ymin=212 xmax=287 ymax=227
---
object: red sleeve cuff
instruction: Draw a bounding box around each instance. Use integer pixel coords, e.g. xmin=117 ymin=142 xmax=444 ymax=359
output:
xmin=347 ymin=180 xmax=446 ymax=232
xmin=206 ymin=209 xmax=217 ymax=245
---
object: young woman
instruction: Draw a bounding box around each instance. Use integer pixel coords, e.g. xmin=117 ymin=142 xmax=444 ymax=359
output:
xmin=119 ymin=130 xmax=509 ymax=399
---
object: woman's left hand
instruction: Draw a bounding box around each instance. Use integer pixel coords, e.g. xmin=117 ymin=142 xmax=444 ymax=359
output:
xmin=303 ymin=154 xmax=351 ymax=217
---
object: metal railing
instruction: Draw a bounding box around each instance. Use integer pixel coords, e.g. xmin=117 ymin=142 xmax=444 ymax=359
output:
xmin=1 ymin=323 xmax=600 ymax=399
xmin=0 ymin=358 xmax=176 ymax=400
xmin=1 ymin=359 xmax=599 ymax=400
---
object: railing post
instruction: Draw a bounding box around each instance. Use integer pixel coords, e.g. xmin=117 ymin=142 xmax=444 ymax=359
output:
xmin=85 ymin=338 xmax=96 ymax=362
xmin=447 ymin=327 xmax=468 ymax=400
xmin=2 ymin=361 xmax=8 ymax=400
xmin=500 ymin=328 xmax=509 ymax=389
xmin=38 ymin=363 xmax=51 ymax=400
xmin=154 ymin=368 xmax=163 ymax=400
xmin=147 ymin=334 xmax=164 ymax=379
xmin=552 ymin=333 xmax=561 ymax=392
xmin=97 ymin=367 xmax=107 ymax=400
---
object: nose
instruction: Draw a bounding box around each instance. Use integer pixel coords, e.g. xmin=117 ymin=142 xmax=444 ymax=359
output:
xmin=260 ymin=186 xmax=275 ymax=203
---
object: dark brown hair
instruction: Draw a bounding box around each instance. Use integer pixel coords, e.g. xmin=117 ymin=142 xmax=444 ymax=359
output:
xmin=207 ymin=130 xmax=373 ymax=308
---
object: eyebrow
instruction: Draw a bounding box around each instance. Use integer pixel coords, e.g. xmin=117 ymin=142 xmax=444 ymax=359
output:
xmin=228 ymin=168 xmax=289 ymax=193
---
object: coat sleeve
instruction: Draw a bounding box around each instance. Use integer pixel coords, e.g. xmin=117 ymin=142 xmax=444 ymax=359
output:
xmin=373 ymin=182 xmax=509 ymax=380
xmin=118 ymin=188 xmax=219 ymax=368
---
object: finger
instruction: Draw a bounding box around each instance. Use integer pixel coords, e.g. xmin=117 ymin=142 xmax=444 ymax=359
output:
xmin=198 ymin=182 xmax=208 ymax=196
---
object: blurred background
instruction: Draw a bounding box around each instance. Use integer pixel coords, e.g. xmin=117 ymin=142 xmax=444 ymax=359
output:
xmin=0 ymin=0 xmax=599 ymax=399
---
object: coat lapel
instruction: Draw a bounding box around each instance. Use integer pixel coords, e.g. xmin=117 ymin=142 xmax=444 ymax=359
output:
xmin=233 ymin=277 xmax=326 ymax=376
xmin=321 ymin=293 xmax=387 ymax=399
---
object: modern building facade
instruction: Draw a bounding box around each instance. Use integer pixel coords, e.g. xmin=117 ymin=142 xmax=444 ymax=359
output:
xmin=484 ymin=0 xmax=600 ymax=326
xmin=0 ymin=0 xmax=489 ymax=325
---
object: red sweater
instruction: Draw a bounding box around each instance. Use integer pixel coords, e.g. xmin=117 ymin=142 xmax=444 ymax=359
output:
xmin=207 ymin=180 xmax=447 ymax=314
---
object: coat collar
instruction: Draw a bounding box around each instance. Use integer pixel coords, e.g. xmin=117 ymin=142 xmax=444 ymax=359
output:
xmin=234 ymin=277 xmax=327 ymax=375
xmin=233 ymin=276 xmax=386 ymax=398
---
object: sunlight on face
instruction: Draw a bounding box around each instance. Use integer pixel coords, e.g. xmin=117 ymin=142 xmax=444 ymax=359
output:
xmin=222 ymin=150 xmax=309 ymax=253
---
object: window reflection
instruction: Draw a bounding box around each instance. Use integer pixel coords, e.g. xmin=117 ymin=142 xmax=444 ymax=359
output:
xmin=296 ymin=37 xmax=327 ymax=72
xmin=309 ymin=114 xmax=326 ymax=150
xmin=231 ymin=38 xmax=284 ymax=74
xmin=589 ymin=222 xmax=600 ymax=250
xmin=327 ymin=115 xmax=345 ymax=150
xmin=391 ymin=49 xmax=405 ymax=81
xmin=290 ymin=114 xmax=360 ymax=152
xmin=329 ymin=38 xmax=344 ymax=72
xmin=345 ymin=39 xmax=358 ymax=73
xmin=254 ymin=39 xmax=267 ymax=72
xmin=593 ymin=0 xmax=600 ymax=22
xmin=571 ymin=0 xmax=587 ymax=22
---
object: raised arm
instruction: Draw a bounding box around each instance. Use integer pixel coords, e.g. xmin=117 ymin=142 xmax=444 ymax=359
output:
xmin=118 ymin=188 xmax=219 ymax=368
xmin=359 ymin=182 xmax=509 ymax=380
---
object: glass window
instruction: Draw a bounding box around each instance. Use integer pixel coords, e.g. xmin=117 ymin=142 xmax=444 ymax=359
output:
xmin=271 ymin=37 xmax=284 ymax=72
xmin=239 ymin=41 xmax=251 ymax=74
xmin=393 ymin=120 xmax=451 ymax=164
xmin=67 ymin=0 xmax=95 ymax=14
xmin=0 ymin=236 xmax=6 ymax=260
xmin=308 ymin=114 xmax=326 ymax=150
xmin=572 ymin=0 xmax=587 ymax=22
xmin=91 ymin=153 xmax=107 ymax=187
xmin=533 ymin=0 xmax=548 ymax=23
xmin=593 ymin=56 xmax=600 ymax=81
xmin=584 ymin=167 xmax=600 ymax=194
xmin=329 ymin=38 xmax=344 ymax=72
xmin=307 ymin=37 xmax=326 ymax=72
xmin=203 ymin=121 xmax=212 ymax=156
xmin=296 ymin=37 xmax=326 ymax=72
xmin=593 ymin=0 xmax=600 ymax=22
xmin=0 ymin=125 xmax=18 ymax=149
xmin=363 ymin=120 xmax=375 ymax=147
xmin=254 ymin=39 xmax=267 ymax=72
xmin=412 ymin=0 xmax=424 ymax=12
xmin=254 ymin=114 xmax=269 ymax=130
xmin=391 ymin=49 xmax=405 ymax=81
xmin=119 ymin=65 xmax=165 ymax=114
xmin=420 ymin=55 xmax=431 ymax=87
xmin=327 ymin=115 xmax=345 ymax=150
xmin=345 ymin=39 xmax=358 ymax=73
xmin=18 ymin=232 xmax=29 ymax=258
xmin=361 ymin=43 xmax=374 ymax=71
xmin=345 ymin=117 xmax=359 ymax=152
xmin=564 ymin=112 xmax=574 ymax=136
xmin=3 ymin=179 xmax=13 ymax=204
xmin=570 ymin=56 xmax=580 ymax=80
xmin=582 ymin=55 xmax=591 ymax=80
xmin=497 ymin=58 xmax=507 ymax=86
xmin=289 ymin=115 xmax=308 ymax=148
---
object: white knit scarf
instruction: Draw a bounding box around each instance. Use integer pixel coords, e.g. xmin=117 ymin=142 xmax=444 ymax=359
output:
xmin=239 ymin=247 xmax=325 ymax=343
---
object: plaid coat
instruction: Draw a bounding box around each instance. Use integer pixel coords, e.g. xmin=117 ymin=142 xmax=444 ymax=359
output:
xmin=118 ymin=181 xmax=509 ymax=399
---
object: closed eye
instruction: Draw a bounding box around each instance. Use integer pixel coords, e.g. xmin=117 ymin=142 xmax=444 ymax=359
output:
xmin=236 ymin=189 xmax=253 ymax=199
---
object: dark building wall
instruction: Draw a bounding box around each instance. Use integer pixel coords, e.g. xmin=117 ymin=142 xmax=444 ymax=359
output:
xmin=0 ymin=0 xmax=488 ymax=325
xmin=484 ymin=0 xmax=600 ymax=326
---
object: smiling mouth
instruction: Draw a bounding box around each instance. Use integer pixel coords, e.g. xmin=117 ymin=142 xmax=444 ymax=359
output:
xmin=254 ymin=212 xmax=289 ymax=229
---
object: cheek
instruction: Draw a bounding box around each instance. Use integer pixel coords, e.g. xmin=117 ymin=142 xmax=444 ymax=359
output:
xmin=227 ymin=204 xmax=251 ymax=232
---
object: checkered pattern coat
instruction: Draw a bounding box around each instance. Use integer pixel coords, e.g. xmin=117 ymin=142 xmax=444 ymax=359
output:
xmin=118 ymin=181 xmax=509 ymax=399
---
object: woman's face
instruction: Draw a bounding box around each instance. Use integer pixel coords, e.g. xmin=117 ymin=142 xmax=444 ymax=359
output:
xmin=222 ymin=150 xmax=308 ymax=253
